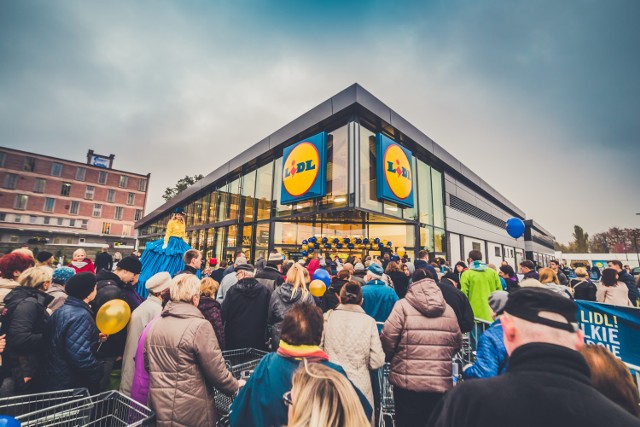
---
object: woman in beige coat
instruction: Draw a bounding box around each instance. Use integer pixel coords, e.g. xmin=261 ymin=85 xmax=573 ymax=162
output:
xmin=145 ymin=273 xmax=244 ymax=427
xmin=321 ymin=281 xmax=385 ymax=412
xmin=597 ymin=268 xmax=633 ymax=307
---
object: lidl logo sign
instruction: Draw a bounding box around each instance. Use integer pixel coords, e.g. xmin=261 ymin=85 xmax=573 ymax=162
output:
xmin=376 ymin=134 xmax=414 ymax=207
xmin=281 ymin=132 xmax=327 ymax=205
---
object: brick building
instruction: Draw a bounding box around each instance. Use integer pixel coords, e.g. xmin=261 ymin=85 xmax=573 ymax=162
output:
xmin=0 ymin=147 xmax=149 ymax=261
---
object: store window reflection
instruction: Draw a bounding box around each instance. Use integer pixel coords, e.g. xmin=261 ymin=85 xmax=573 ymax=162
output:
xmin=431 ymin=169 xmax=445 ymax=228
xmin=255 ymin=162 xmax=273 ymax=220
xmin=242 ymin=170 xmax=256 ymax=222
xmin=417 ymin=160 xmax=433 ymax=225
xmin=322 ymin=125 xmax=348 ymax=209
xmin=359 ymin=125 xmax=383 ymax=212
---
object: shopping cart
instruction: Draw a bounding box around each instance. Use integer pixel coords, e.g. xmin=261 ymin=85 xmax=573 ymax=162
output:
xmin=378 ymin=363 xmax=395 ymax=427
xmin=6 ymin=390 xmax=155 ymax=426
xmin=214 ymin=348 xmax=269 ymax=427
xmin=0 ymin=388 xmax=89 ymax=418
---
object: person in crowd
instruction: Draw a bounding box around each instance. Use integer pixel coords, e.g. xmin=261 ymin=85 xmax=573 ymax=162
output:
xmin=222 ymin=263 xmax=271 ymax=350
xmin=222 ymin=252 xmax=246 ymax=278
xmin=498 ymin=265 xmax=520 ymax=293
xmin=217 ymin=256 xmax=247 ymax=303
xmin=94 ymin=245 xmax=113 ymax=274
xmin=519 ymin=260 xmax=539 ymax=280
xmin=307 ymin=254 xmax=321 ymax=278
xmin=45 ymin=272 xmax=104 ymax=393
xmin=321 ymin=281 xmax=385 ymax=414
xmin=353 ymin=262 xmax=367 ymax=283
xmin=92 ymin=255 xmax=143 ymax=391
xmin=414 ymin=250 xmax=439 ymax=281
xmin=175 ymin=249 xmax=202 ymax=276
xmin=361 ymin=264 xmax=399 ymax=331
xmin=145 ymin=273 xmax=242 ymax=427
xmin=286 ymin=362 xmax=371 ymax=427
xmin=35 ymin=251 xmax=54 ymax=269
xmin=597 ymin=268 xmax=633 ymax=307
xmin=198 ymin=277 xmax=225 ymax=350
xmin=590 ymin=264 xmax=602 ymax=281
xmin=608 ymin=260 xmax=638 ymax=306
xmin=427 ymin=287 xmax=640 ymax=427
xmin=112 ymin=252 xmax=122 ymax=271
xmin=539 ymin=267 xmax=572 ymax=298
xmin=569 ymin=267 xmax=597 ymax=301
xmin=579 ymin=344 xmax=640 ymax=417
xmin=549 ymin=260 xmax=569 ymax=286
xmin=210 ymin=258 xmax=226 ymax=284
xmin=463 ymin=291 xmax=508 ymax=379
xmin=489 ymin=263 xmax=506 ymax=289
xmin=0 ymin=253 xmax=35 ymax=311
xmin=68 ymin=248 xmax=95 ymax=274
xmin=230 ymin=303 xmax=372 ymax=427
xmin=3 ymin=266 xmax=54 ymax=393
xmin=255 ymin=250 xmax=267 ymax=271
xmin=454 ymin=261 xmax=468 ymax=283
xmin=120 ymin=272 xmax=172 ymax=396
xmin=403 ymin=262 xmax=415 ymax=281
xmin=381 ymin=268 xmax=462 ymax=425
xmin=255 ymin=251 xmax=286 ymax=291
xmin=268 ymin=263 xmax=315 ymax=350
xmin=461 ymin=250 xmax=503 ymax=323
xmin=386 ymin=260 xmax=410 ymax=299
xmin=437 ymin=271 xmax=474 ymax=333
xmin=47 ymin=266 xmax=75 ymax=312
xmin=321 ymin=270 xmax=350 ymax=312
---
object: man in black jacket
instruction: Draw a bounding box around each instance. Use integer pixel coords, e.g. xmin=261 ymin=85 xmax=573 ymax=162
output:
xmin=608 ymin=260 xmax=638 ymax=306
xmin=174 ymin=249 xmax=202 ymax=277
xmin=254 ymin=251 xmax=285 ymax=292
xmin=94 ymin=245 xmax=113 ymax=273
xmin=428 ymin=288 xmax=640 ymax=427
xmin=437 ymin=272 xmax=474 ymax=333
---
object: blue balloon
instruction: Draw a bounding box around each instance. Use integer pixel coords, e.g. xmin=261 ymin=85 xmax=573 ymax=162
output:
xmin=0 ymin=416 xmax=20 ymax=427
xmin=333 ymin=238 xmax=339 ymax=244
xmin=336 ymin=243 xmax=343 ymax=249
xmin=387 ymin=241 xmax=392 ymax=247
xmin=314 ymin=243 xmax=320 ymax=249
xmin=313 ymin=269 xmax=331 ymax=286
xmin=301 ymin=239 xmax=308 ymax=245
xmin=373 ymin=238 xmax=380 ymax=244
xmin=344 ymin=237 xmax=350 ymax=244
xmin=355 ymin=238 xmax=362 ymax=244
xmin=347 ymin=243 xmax=355 ymax=249
xmin=308 ymin=247 xmax=314 ymax=253
xmin=309 ymin=237 xmax=317 ymax=243
xmin=324 ymin=243 xmax=331 ymax=249
xmin=506 ymin=218 xmax=525 ymax=239
xmin=301 ymin=250 xmax=308 ymax=257
xmin=378 ymin=243 xmax=385 ymax=249
xmin=322 ymin=237 xmax=328 ymax=244
xmin=363 ymin=238 xmax=369 ymax=244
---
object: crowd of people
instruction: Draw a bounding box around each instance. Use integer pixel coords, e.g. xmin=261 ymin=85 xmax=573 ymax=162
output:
xmin=0 ymin=244 xmax=639 ymax=426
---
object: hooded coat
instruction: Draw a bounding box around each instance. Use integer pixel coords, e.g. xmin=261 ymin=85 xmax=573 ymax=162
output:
xmin=381 ymin=278 xmax=461 ymax=393
xmin=267 ymin=282 xmax=315 ymax=349
xmin=361 ymin=279 xmax=399 ymax=332
xmin=198 ymin=295 xmax=225 ymax=350
xmin=222 ymin=277 xmax=271 ymax=350
xmin=460 ymin=261 xmax=503 ymax=322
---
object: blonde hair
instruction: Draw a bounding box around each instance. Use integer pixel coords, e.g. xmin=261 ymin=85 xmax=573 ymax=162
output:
xmin=288 ymin=361 xmax=369 ymax=427
xmin=574 ymin=267 xmax=588 ymax=278
xmin=17 ymin=266 xmax=52 ymax=289
xmin=200 ymin=277 xmax=220 ymax=298
xmin=539 ymin=267 xmax=559 ymax=285
xmin=286 ymin=263 xmax=310 ymax=299
xmin=73 ymin=248 xmax=87 ymax=258
xmin=170 ymin=273 xmax=201 ymax=302
xmin=12 ymin=247 xmax=34 ymax=260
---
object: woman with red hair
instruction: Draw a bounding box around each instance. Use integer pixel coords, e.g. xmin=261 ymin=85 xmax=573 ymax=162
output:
xmin=0 ymin=253 xmax=35 ymax=311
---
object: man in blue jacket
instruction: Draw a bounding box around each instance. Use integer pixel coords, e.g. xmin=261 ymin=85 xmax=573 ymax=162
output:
xmin=361 ymin=263 xmax=399 ymax=332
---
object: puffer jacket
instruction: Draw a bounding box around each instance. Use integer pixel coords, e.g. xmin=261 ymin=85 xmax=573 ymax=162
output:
xmin=198 ymin=295 xmax=225 ymax=350
xmin=45 ymin=296 xmax=103 ymax=393
xmin=462 ymin=319 xmax=507 ymax=379
xmin=381 ymin=278 xmax=461 ymax=393
xmin=222 ymin=278 xmax=271 ymax=350
xmin=2 ymin=286 xmax=53 ymax=392
xmin=145 ymin=301 xmax=238 ymax=427
xmin=267 ymin=282 xmax=315 ymax=349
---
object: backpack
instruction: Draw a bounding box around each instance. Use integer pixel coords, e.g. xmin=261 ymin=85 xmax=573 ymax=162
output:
xmin=568 ymin=280 xmax=587 ymax=298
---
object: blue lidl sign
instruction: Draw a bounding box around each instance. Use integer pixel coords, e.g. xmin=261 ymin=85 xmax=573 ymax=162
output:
xmin=376 ymin=134 xmax=414 ymax=208
xmin=280 ymin=132 xmax=328 ymax=205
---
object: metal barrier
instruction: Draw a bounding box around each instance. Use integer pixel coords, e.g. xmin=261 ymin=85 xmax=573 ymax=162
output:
xmin=377 ymin=363 xmax=395 ymax=427
xmin=0 ymin=388 xmax=90 ymax=418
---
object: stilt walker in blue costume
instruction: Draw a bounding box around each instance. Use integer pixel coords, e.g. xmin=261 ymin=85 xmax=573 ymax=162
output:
xmin=137 ymin=207 xmax=197 ymax=297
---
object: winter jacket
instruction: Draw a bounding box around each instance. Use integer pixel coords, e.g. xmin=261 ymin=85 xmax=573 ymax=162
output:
xmin=387 ymin=271 xmax=410 ymax=299
xmin=307 ymin=259 xmax=320 ymax=277
xmin=216 ymin=271 xmax=238 ymax=303
xmin=437 ymin=278 xmax=475 ymax=333
xmin=198 ymin=295 xmax=225 ymax=350
xmin=321 ymin=279 xmax=347 ymax=313
xmin=2 ymin=286 xmax=53 ymax=392
xmin=427 ymin=343 xmax=640 ymax=427
xmin=597 ymin=282 xmax=632 ymax=307
xmin=460 ymin=261 xmax=503 ymax=322
xmin=255 ymin=266 xmax=285 ymax=292
xmin=321 ymin=304 xmax=385 ymax=408
xmin=556 ymin=269 xmax=569 ymax=286
xmin=46 ymin=283 xmax=68 ymax=312
xmin=174 ymin=265 xmax=199 ymax=277
xmin=222 ymin=277 xmax=271 ymax=350
xmin=146 ymin=301 xmax=238 ymax=427
xmin=618 ymin=270 xmax=639 ymax=305
xmin=463 ymin=319 xmax=507 ymax=379
xmin=230 ymin=352 xmax=372 ymax=427
xmin=523 ymin=270 xmax=539 ymax=280
xmin=0 ymin=278 xmax=19 ymax=311
xmin=267 ymin=283 xmax=315 ymax=349
xmin=381 ymin=278 xmax=462 ymax=393
xmin=45 ymin=296 xmax=103 ymax=394
xmin=569 ymin=278 xmax=597 ymax=301
xmin=414 ymin=260 xmax=439 ymax=281
xmin=504 ymin=276 xmax=520 ymax=293
xmin=361 ymin=279 xmax=399 ymax=332
xmin=130 ymin=318 xmax=157 ymax=405
xmin=543 ymin=283 xmax=572 ymax=299
xmin=68 ymin=258 xmax=95 ymax=274
xmin=255 ymin=256 xmax=266 ymax=271
xmin=94 ymin=252 xmax=113 ymax=273
xmin=120 ymin=295 xmax=163 ymax=396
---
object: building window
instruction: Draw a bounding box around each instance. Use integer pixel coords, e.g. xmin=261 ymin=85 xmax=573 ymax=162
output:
xmin=0 ymin=213 xmax=5 ymax=221
xmin=14 ymin=194 xmax=28 ymax=210
xmin=134 ymin=209 xmax=143 ymax=221
xmin=495 ymin=247 xmax=502 ymax=257
xmin=69 ymin=219 xmax=76 ymax=227
xmin=43 ymin=216 xmax=50 ymax=225
xmin=114 ymin=206 xmax=123 ymax=220
xmin=70 ymin=200 xmax=80 ymax=215
xmin=81 ymin=219 xmax=88 ymax=229
xmin=102 ymin=222 xmax=111 ymax=234
xmin=57 ymin=217 xmax=64 ymax=225
xmin=43 ymin=197 xmax=55 ymax=213
xmin=14 ymin=214 xmax=22 ymax=223
xmin=119 ymin=175 xmax=129 ymax=188
xmin=51 ymin=162 xmax=63 ymax=177
xmin=127 ymin=192 xmax=135 ymax=205
xmin=0 ymin=152 xmax=5 ymax=167
xmin=61 ymin=182 xmax=71 ymax=196
xmin=98 ymin=171 xmax=108 ymax=185
xmin=29 ymin=215 xmax=37 ymax=224
xmin=75 ymin=167 xmax=86 ymax=181
xmin=85 ymin=185 xmax=95 ymax=200
xmin=138 ymin=178 xmax=147 ymax=192
xmin=23 ymin=157 xmax=36 ymax=172
xmin=93 ymin=203 xmax=102 ymax=217
xmin=122 ymin=224 xmax=132 ymax=236
xmin=9 ymin=235 xmax=19 ymax=243
xmin=107 ymin=189 xmax=115 ymax=203
xmin=52 ymin=237 xmax=60 ymax=244
xmin=3 ymin=173 xmax=17 ymax=189
xmin=33 ymin=178 xmax=46 ymax=193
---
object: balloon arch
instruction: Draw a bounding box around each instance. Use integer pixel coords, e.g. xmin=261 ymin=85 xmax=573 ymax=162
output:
xmin=298 ymin=236 xmax=395 ymax=258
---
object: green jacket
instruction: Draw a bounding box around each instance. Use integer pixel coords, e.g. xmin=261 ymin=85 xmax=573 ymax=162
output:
xmin=460 ymin=262 xmax=502 ymax=322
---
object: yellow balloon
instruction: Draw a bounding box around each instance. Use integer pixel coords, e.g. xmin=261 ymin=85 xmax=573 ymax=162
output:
xmin=96 ymin=299 xmax=131 ymax=335
xmin=309 ymin=279 xmax=326 ymax=297
xmin=301 ymin=244 xmax=308 ymax=250
xmin=397 ymin=247 xmax=406 ymax=257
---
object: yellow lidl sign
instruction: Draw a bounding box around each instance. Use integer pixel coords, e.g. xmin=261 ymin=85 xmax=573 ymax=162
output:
xmin=376 ymin=134 xmax=414 ymax=207
xmin=281 ymin=132 xmax=327 ymax=204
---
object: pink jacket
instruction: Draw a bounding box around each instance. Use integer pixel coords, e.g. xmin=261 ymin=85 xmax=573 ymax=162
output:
xmin=130 ymin=318 xmax=158 ymax=404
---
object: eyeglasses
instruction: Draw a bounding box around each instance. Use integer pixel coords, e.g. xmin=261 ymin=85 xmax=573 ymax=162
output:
xmin=282 ymin=390 xmax=293 ymax=407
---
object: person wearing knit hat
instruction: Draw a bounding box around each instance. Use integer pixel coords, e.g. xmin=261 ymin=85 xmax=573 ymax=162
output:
xmin=47 ymin=267 xmax=76 ymax=312
xmin=362 ymin=261 xmax=399 ymax=332
xmin=255 ymin=252 xmax=286 ymax=290
xmin=437 ymin=271 xmax=475 ymax=334
xmin=116 ymin=255 xmax=142 ymax=275
xmin=36 ymin=251 xmax=54 ymax=268
xmin=65 ymin=272 xmax=98 ymax=300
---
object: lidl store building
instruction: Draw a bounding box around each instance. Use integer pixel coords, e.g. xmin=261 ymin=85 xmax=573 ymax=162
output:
xmin=135 ymin=85 xmax=555 ymax=268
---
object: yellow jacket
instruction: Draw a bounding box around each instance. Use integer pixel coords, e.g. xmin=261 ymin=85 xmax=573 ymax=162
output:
xmin=164 ymin=219 xmax=186 ymax=244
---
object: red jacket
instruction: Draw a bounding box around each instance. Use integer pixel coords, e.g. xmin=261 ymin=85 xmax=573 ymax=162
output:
xmin=68 ymin=258 xmax=96 ymax=274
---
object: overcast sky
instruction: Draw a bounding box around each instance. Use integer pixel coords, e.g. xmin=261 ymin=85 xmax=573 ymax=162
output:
xmin=1 ymin=0 xmax=638 ymax=243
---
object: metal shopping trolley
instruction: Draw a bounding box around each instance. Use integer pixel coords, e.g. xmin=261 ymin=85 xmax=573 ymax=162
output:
xmin=0 ymin=388 xmax=90 ymax=418
xmin=4 ymin=390 xmax=155 ymax=427
xmin=378 ymin=363 xmax=395 ymax=427
xmin=214 ymin=348 xmax=269 ymax=427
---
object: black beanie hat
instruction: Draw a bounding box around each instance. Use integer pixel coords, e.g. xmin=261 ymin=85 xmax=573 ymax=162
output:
xmin=36 ymin=251 xmax=53 ymax=263
xmin=117 ymin=255 xmax=142 ymax=275
xmin=66 ymin=272 xmax=97 ymax=300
